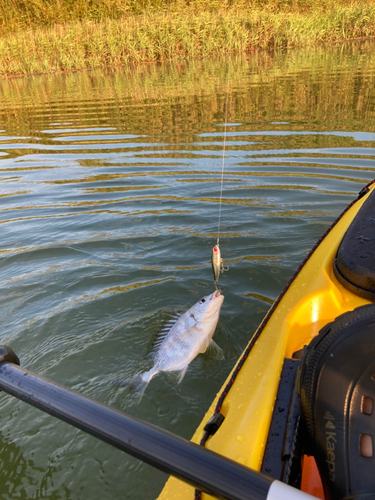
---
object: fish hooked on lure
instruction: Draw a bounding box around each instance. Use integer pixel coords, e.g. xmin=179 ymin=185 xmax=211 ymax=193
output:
xmin=119 ymin=290 xmax=224 ymax=401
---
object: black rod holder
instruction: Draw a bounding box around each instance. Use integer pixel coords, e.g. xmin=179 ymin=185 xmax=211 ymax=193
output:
xmin=0 ymin=346 xmax=273 ymax=500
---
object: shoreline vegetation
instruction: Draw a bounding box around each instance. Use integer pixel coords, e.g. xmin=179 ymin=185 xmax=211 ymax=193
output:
xmin=1 ymin=0 xmax=375 ymax=77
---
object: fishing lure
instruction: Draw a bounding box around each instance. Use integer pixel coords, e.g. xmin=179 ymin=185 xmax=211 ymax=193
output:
xmin=212 ymin=243 xmax=227 ymax=284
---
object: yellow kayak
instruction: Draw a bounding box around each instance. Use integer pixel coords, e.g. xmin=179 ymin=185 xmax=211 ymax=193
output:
xmin=159 ymin=180 xmax=375 ymax=500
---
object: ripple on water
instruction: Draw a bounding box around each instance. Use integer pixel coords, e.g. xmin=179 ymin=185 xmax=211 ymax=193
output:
xmin=0 ymin=42 xmax=375 ymax=499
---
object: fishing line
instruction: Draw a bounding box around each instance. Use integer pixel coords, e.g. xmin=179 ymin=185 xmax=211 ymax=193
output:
xmin=216 ymin=90 xmax=229 ymax=247
xmin=211 ymin=86 xmax=230 ymax=286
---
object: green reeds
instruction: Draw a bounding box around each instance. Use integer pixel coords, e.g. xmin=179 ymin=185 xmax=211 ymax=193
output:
xmin=1 ymin=0 xmax=375 ymax=77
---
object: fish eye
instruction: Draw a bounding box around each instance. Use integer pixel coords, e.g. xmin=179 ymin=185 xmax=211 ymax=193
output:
xmin=199 ymin=298 xmax=206 ymax=304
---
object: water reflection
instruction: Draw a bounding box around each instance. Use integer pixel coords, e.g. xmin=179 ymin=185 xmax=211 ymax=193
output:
xmin=0 ymin=40 xmax=374 ymax=499
xmin=0 ymin=425 xmax=73 ymax=499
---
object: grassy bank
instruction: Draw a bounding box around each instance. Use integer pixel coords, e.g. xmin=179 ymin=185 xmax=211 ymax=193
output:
xmin=1 ymin=0 xmax=375 ymax=77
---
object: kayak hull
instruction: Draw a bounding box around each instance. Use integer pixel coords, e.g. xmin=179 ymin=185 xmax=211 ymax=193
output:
xmin=158 ymin=183 xmax=375 ymax=500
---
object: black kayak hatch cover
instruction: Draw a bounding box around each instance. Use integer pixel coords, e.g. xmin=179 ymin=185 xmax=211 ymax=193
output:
xmin=334 ymin=189 xmax=375 ymax=301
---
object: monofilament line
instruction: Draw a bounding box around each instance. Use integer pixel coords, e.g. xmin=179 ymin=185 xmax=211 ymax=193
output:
xmin=217 ymin=91 xmax=229 ymax=246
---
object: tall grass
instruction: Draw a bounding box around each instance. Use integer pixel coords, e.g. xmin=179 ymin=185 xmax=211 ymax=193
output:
xmin=1 ymin=42 xmax=374 ymax=142
xmin=1 ymin=0 xmax=375 ymax=77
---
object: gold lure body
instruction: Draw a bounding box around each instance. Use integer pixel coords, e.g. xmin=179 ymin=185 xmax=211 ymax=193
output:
xmin=212 ymin=244 xmax=223 ymax=283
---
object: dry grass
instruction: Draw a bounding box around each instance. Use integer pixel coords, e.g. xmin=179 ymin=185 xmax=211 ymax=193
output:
xmin=1 ymin=0 xmax=375 ymax=77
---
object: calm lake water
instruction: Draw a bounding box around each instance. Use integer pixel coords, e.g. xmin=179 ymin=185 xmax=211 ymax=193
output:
xmin=0 ymin=41 xmax=375 ymax=499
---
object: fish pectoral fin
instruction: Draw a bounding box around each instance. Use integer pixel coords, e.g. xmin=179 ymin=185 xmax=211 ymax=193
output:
xmin=198 ymin=338 xmax=210 ymax=354
xmin=207 ymin=339 xmax=224 ymax=360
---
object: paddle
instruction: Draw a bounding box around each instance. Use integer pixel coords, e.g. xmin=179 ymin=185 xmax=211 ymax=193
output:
xmin=0 ymin=346 xmax=314 ymax=500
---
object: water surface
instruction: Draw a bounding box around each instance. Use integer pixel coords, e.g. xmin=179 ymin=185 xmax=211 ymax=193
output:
xmin=0 ymin=41 xmax=375 ymax=499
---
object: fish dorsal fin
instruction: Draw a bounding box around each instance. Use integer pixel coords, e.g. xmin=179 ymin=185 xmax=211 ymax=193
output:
xmin=148 ymin=313 xmax=181 ymax=356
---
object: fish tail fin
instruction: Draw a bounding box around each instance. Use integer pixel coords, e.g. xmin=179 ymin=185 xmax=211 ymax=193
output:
xmin=111 ymin=369 xmax=156 ymax=403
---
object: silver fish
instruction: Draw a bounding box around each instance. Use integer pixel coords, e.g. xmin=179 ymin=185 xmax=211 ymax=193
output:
xmin=126 ymin=290 xmax=224 ymax=399
xmin=212 ymin=244 xmax=223 ymax=283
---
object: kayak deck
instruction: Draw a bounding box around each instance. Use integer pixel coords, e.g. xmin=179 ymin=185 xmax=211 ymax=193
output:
xmin=158 ymin=184 xmax=375 ymax=500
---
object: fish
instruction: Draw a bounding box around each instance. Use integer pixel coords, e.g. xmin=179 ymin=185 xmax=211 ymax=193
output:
xmin=123 ymin=290 xmax=224 ymax=400
xmin=212 ymin=244 xmax=223 ymax=283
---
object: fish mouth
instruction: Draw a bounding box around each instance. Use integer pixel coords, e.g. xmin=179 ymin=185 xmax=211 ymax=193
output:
xmin=211 ymin=290 xmax=222 ymax=300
